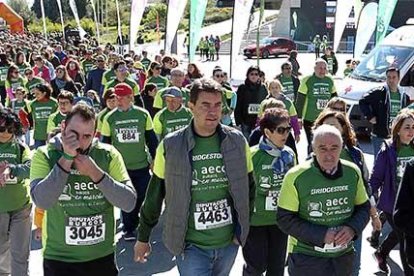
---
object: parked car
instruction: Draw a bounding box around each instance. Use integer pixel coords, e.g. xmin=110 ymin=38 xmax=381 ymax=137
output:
xmin=243 ymin=37 xmax=296 ymax=59
xmin=337 ymin=21 xmax=414 ymax=136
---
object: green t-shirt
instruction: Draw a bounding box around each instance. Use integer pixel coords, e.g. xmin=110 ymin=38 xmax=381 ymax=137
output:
xmin=25 ymin=99 xmax=58 ymax=140
xmin=30 ymin=141 xmax=130 ymax=262
xmin=186 ymin=134 xmax=234 ymax=249
xmin=26 ymin=77 xmax=44 ymax=98
xmin=153 ymin=106 xmax=193 ymax=139
xmin=101 ymin=69 xmax=116 ymax=87
xmin=396 ymin=145 xmax=414 ymax=190
xmin=141 ymin=58 xmax=152 ymax=70
xmin=17 ymin=63 xmax=31 ymax=76
xmin=343 ymin=68 xmax=353 ymax=77
xmin=47 ymin=111 xmax=66 ymax=134
xmin=146 ymin=75 xmax=169 ymax=91
xmin=0 ymin=65 xmax=9 ymax=86
xmin=250 ymin=145 xmax=296 ymax=226
xmin=8 ymin=99 xmax=27 ymax=115
xmin=5 ymin=77 xmax=28 ymax=93
xmin=153 ymin=87 xmax=190 ymax=109
xmin=298 ymin=74 xmax=336 ymax=122
xmin=390 ymin=91 xmax=401 ymax=123
xmin=280 ymin=75 xmax=295 ymax=102
xmin=101 ymin=106 xmax=153 ymax=170
xmin=104 ymin=78 xmax=140 ymax=96
xmin=278 ymin=159 xmax=368 ymax=258
xmin=82 ymin=59 xmax=95 ymax=77
xmin=0 ymin=140 xmax=31 ymax=212
xmin=96 ymin=108 xmax=112 ymax=133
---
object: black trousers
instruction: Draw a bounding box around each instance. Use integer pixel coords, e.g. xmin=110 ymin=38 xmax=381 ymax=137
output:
xmin=288 ymin=251 xmax=354 ymax=276
xmin=242 ymin=225 xmax=288 ymax=276
xmin=303 ymin=120 xmax=314 ymax=154
xmin=122 ymin=167 xmax=151 ymax=233
xmin=379 ymin=213 xmax=414 ymax=276
xmin=0 ymin=86 xmax=6 ymax=106
xmin=44 ymin=253 xmax=118 ymax=276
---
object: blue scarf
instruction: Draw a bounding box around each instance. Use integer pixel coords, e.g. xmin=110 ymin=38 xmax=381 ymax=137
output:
xmin=259 ymin=136 xmax=295 ymax=174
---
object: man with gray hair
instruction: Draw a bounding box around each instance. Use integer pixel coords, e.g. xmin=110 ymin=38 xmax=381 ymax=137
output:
xmin=153 ymin=67 xmax=190 ymax=112
xmin=277 ymin=124 xmax=370 ymax=276
xmin=296 ymin=59 xmax=337 ymax=153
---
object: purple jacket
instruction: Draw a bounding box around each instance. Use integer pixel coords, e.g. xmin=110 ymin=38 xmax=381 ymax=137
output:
xmin=369 ymin=140 xmax=397 ymax=214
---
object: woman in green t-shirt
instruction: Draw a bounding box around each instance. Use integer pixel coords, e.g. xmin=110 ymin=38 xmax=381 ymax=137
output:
xmin=0 ymin=108 xmax=32 ymax=276
xmin=145 ymin=62 xmax=169 ymax=90
xmin=243 ymin=108 xmax=295 ymax=275
xmin=5 ymin=65 xmax=28 ymax=104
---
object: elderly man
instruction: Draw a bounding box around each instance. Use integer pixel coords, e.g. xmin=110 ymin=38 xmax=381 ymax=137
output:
xmin=30 ymin=104 xmax=137 ymax=276
xmin=134 ymin=78 xmax=254 ymax=275
xmin=296 ymin=59 xmax=337 ymax=152
xmin=277 ymin=124 xmax=370 ymax=276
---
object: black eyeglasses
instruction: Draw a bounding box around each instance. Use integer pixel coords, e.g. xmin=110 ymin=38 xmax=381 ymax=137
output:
xmin=275 ymin=126 xmax=292 ymax=135
xmin=0 ymin=126 xmax=14 ymax=133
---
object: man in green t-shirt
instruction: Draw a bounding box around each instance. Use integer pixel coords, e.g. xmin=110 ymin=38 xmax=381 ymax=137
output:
xmin=30 ymin=104 xmax=137 ymax=276
xmin=134 ymin=78 xmax=254 ymax=275
xmin=81 ymin=50 xmax=95 ymax=78
xmin=101 ymin=83 xmax=158 ymax=241
xmin=153 ymin=87 xmax=193 ymax=139
xmin=47 ymin=90 xmax=74 ymax=137
xmin=277 ymin=125 xmax=370 ymax=275
xmin=0 ymin=109 xmax=32 ymax=276
xmin=296 ymin=59 xmax=337 ymax=152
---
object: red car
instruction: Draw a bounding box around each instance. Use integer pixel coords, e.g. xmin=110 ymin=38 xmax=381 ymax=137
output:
xmin=243 ymin=37 xmax=296 ymax=59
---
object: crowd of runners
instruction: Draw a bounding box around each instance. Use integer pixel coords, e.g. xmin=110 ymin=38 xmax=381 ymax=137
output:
xmin=0 ymin=29 xmax=414 ymax=276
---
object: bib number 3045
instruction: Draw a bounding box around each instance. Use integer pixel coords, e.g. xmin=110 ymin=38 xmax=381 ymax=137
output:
xmin=65 ymin=215 xmax=106 ymax=245
xmin=194 ymin=199 xmax=233 ymax=230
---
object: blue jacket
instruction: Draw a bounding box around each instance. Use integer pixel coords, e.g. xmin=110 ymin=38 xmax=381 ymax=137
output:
xmin=84 ymin=68 xmax=106 ymax=96
xmin=369 ymin=140 xmax=398 ymax=214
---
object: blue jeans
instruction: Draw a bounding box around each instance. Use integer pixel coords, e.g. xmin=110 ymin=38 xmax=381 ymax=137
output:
xmin=34 ymin=140 xmax=46 ymax=149
xmin=371 ymin=135 xmax=385 ymax=159
xmin=352 ymin=237 xmax=362 ymax=276
xmin=176 ymin=243 xmax=239 ymax=276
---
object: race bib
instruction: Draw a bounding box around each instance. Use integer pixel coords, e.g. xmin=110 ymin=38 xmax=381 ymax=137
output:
xmin=265 ymin=190 xmax=279 ymax=211
xmin=65 ymin=214 xmax=106 ymax=246
xmin=116 ymin=128 xmax=140 ymax=143
xmin=3 ymin=168 xmax=17 ymax=184
xmin=248 ymin=104 xmax=260 ymax=115
xmin=194 ymin=199 xmax=232 ymax=230
xmin=316 ymin=99 xmax=328 ymax=110
xmin=314 ymin=242 xmax=349 ymax=253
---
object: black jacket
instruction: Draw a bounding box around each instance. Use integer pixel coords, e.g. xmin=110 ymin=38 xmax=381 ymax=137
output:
xmin=359 ymin=86 xmax=410 ymax=138
xmin=235 ymin=81 xmax=268 ymax=127
xmin=321 ymin=53 xmax=338 ymax=75
xmin=51 ymin=79 xmax=80 ymax=98
xmin=394 ymin=159 xmax=414 ymax=268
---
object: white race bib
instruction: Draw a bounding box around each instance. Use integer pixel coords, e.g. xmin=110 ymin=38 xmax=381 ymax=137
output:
xmin=314 ymin=242 xmax=349 ymax=253
xmin=194 ymin=199 xmax=232 ymax=230
xmin=116 ymin=128 xmax=140 ymax=143
xmin=316 ymin=99 xmax=328 ymax=110
xmin=4 ymin=168 xmax=17 ymax=184
xmin=65 ymin=214 xmax=106 ymax=246
xmin=265 ymin=190 xmax=279 ymax=211
xmin=248 ymin=104 xmax=260 ymax=115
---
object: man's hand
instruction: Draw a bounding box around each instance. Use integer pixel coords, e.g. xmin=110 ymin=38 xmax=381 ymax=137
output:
xmin=134 ymin=241 xmax=151 ymax=263
xmin=324 ymin=228 xmax=336 ymax=244
xmin=62 ymin=130 xmax=80 ymax=157
xmin=371 ymin=216 xmax=382 ymax=231
xmin=369 ymin=117 xmax=377 ymax=124
xmin=334 ymin=226 xmax=355 ymax=246
xmin=73 ymin=155 xmax=103 ymax=183
xmin=295 ymin=134 xmax=300 ymax=143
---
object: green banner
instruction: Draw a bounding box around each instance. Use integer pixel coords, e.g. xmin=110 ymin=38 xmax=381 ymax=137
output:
xmin=376 ymin=0 xmax=398 ymax=44
xmin=189 ymin=0 xmax=208 ymax=62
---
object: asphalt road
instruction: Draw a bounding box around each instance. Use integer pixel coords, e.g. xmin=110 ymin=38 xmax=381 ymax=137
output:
xmin=28 ymin=53 xmax=405 ymax=276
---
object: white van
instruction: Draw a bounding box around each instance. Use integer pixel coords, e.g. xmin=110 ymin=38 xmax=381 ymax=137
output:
xmin=338 ymin=22 xmax=414 ymax=135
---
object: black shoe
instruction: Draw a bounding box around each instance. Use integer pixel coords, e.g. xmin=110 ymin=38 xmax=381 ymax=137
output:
xmin=367 ymin=236 xmax=380 ymax=248
xmin=373 ymin=251 xmax=389 ymax=274
xmin=123 ymin=231 xmax=137 ymax=241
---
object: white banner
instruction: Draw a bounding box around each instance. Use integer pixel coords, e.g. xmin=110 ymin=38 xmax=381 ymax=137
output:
xmin=354 ymin=2 xmax=378 ymax=58
xmin=115 ymin=0 xmax=122 ymax=45
xmin=354 ymin=0 xmax=363 ymax=28
xmin=55 ymin=0 xmax=65 ymax=40
xmin=129 ymin=0 xmax=148 ymax=50
xmin=165 ymin=0 xmax=188 ymax=54
xmin=333 ymin=0 xmax=354 ymax=52
xmin=230 ymin=0 xmax=255 ymax=78
xmin=40 ymin=0 xmax=47 ymax=39
xmin=90 ymin=0 xmax=101 ymax=44
xmin=69 ymin=0 xmax=86 ymax=38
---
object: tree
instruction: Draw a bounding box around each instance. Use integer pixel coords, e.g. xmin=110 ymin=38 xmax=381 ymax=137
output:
xmin=6 ymin=0 xmax=36 ymax=25
xmin=31 ymin=0 xmax=90 ymax=22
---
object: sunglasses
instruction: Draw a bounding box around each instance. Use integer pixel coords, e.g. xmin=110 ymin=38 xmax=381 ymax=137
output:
xmin=0 ymin=126 xmax=14 ymax=133
xmin=214 ymin=74 xmax=224 ymax=78
xmin=275 ymin=126 xmax=292 ymax=135
xmin=25 ymin=72 xmax=32 ymax=76
xmin=97 ymin=60 xmax=105 ymax=63
xmin=11 ymin=71 xmax=18 ymax=74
